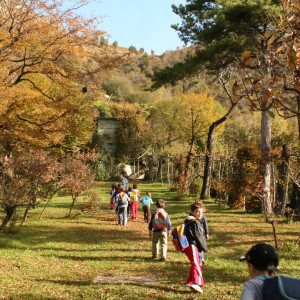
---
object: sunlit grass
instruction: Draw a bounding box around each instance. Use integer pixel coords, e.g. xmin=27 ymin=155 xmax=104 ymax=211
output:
xmin=0 ymin=181 xmax=299 ymax=299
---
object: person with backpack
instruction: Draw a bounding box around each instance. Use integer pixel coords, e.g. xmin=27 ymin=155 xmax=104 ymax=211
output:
xmin=148 ymin=199 xmax=172 ymax=262
xmin=111 ymin=184 xmax=121 ymax=213
xmin=193 ymin=200 xmax=209 ymax=265
xmin=126 ymin=186 xmax=132 ymax=216
xmin=109 ymin=183 xmax=117 ymax=210
xmin=129 ymin=183 xmax=140 ymax=220
xmin=183 ymin=201 xmax=208 ymax=294
xmin=139 ymin=191 xmax=153 ymax=223
xmin=116 ymin=186 xmax=130 ymax=225
xmin=240 ymin=242 xmax=300 ymax=300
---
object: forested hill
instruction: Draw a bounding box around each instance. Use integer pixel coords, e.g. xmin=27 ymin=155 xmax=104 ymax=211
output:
xmin=98 ymin=42 xmax=226 ymax=107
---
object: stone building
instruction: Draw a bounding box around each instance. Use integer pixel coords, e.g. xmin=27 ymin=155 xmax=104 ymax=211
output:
xmin=97 ymin=117 xmax=118 ymax=153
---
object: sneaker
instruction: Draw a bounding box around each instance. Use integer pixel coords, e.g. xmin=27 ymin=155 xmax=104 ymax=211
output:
xmin=159 ymin=258 xmax=169 ymax=262
xmin=190 ymin=284 xmax=203 ymax=293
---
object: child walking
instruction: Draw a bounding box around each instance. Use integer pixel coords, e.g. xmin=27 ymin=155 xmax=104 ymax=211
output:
xmin=193 ymin=200 xmax=209 ymax=265
xmin=129 ymin=184 xmax=140 ymax=220
xmin=109 ymin=184 xmax=117 ymax=210
xmin=116 ymin=186 xmax=129 ymax=225
xmin=183 ymin=201 xmax=208 ymax=293
xmin=139 ymin=192 xmax=153 ymax=223
xmin=148 ymin=199 xmax=172 ymax=262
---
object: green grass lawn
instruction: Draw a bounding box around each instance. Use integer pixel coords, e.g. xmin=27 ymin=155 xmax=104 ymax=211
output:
xmin=0 ymin=181 xmax=299 ymax=300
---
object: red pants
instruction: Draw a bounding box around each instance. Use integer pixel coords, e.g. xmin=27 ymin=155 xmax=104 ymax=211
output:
xmin=131 ymin=201 xmax=138 ymax=219
xmin=183 ymin=244 xmax=204 ymax=287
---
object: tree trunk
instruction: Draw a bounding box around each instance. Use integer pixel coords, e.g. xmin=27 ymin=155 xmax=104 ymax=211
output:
xmin=39 ymin=197 xmax=52 ymax=219
xmin=297 ymin=96 xmax=300 ymax=143
xmin=68 ymin=195 xmax=77 ymax=218
xmin=200 ymin=102 xmax=237 ymax=199
xmin=275 ymin=144 xmax=289 ymax=214
xmin=0 ymin=206 xmax=16 ymax=232
xmin=182 ymin=144 xmax=194 ymax=191
xmin=261 ymin=110 xmax=273 ymax=214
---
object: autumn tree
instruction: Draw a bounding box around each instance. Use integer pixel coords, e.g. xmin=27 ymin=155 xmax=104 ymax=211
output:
xmin=60 ymin=153 xmax=96 ymax=218
xmin=0 ymin=0 xmax=121 ymax=155
xmin=110 ymin=102 xmax=149 ymax=162
xmin=148 ymin=96 xmax=185 ymax=152
xmin=0 ymin=151 xmax=62 ymax=232
xmin=177 ymin=92 xmax=222 ymax=192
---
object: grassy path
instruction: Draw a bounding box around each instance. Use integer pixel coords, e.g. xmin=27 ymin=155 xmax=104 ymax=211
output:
xmin=0 ymin=181 xmax=299 ymax=300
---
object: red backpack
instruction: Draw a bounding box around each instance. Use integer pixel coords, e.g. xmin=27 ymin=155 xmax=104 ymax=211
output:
xmin=153 ymin=210 xmax=167 ymax=230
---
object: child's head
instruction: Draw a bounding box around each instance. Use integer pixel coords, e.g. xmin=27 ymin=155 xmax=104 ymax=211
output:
xmin=133 ymin=183 xmax=138 ymax=189
xmin=146 ymin=192 xmax=151 ymax=198
xmin=156 ymin=199 xmax=165 ymax=208
xmin=190 ymin=201 xmax=205 ymax=220
xmin=119 ymin=186 xmax=125 ymax=192
xmin=239 ymin=243 xmax=279 ymax=277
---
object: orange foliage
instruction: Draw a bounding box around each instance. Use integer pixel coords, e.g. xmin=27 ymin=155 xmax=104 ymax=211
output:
xmin=0 ymin=0 xmax=122 ymax=154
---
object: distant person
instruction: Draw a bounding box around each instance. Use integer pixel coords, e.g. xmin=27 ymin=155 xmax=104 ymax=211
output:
xmin=139 ymin=192 xmax=153 ymax=223
xmin=183 ymin=201 xmax=208 ymax=294
xmin=109 ymin=183 xmax=117 ymax=210
xmin=126 ymin=186 xmax=132 ymax=216
xmin=116 ymin=186 xmax=129 ymax=225
xmin=118 ymin=174 xmax=128 ymax=191
xmin=129 ymin=183 xmax=140 ymax=220
xmin=239 ymin=243 xmax=279 ymax=300
xmin=111 ymin=184 xmax=121 ymax=213
xmin=148 ymin=199 xmax=172 ymax=262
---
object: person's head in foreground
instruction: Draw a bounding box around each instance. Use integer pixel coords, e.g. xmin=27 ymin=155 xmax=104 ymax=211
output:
xmin=240 ymin=243 xmax=279 ymax=278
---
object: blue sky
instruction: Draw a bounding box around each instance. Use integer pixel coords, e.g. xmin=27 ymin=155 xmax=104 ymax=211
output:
xmin=76 ymin=0 xmax=186 ymax=55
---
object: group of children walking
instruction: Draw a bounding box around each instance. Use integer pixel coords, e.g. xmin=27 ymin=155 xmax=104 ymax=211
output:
xmin=109 ymin=176 xmax=209 ymax=294
xmin=110 ymin=182 xmax=153 ymax=225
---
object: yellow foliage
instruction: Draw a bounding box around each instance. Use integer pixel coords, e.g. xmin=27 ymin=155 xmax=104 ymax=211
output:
xmin=0 ymin=0 xmax=122 ymax=154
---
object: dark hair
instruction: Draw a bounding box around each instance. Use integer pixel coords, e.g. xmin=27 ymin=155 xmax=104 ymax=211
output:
xmin=240 ymin=243 xmax=279 ymax=275
xmin=193 ymin=200 xmax=207 ymax=212
xmin=133 ymin=183 xmax=138 ymax=189
xmin=191 ymin=201 xmax=205 ymax=212
xmin=156 ymin=199 xmax=165 ymax=208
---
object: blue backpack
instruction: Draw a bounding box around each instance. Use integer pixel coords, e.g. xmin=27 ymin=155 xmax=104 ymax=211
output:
xmin=118 ymin=192 xmax=128 ymax=207
xmin=262 ymin=276 xmax=300 ymax=300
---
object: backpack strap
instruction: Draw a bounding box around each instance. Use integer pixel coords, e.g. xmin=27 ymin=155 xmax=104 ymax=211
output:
xmin=276 ymin=276 xmax=300 ymax=300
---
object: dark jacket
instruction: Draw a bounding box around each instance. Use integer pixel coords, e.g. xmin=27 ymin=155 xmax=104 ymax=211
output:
xmin=184 ymin=216 xmax=208 ymax=253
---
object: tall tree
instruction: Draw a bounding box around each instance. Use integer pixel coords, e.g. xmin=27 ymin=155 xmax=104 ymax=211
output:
xmin=152 ymin=0 xmax=281 ymax=211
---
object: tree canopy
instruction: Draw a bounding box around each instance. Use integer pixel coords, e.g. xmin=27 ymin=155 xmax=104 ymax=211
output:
xmin=0 ymin=0 xmax=121 ymax=155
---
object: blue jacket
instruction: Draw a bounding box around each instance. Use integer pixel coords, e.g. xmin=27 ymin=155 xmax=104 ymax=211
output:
xmin=139 ymin=196 xmax=153 ymax=206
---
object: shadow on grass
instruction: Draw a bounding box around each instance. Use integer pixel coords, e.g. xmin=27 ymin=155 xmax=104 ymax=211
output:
xmin=47 ymin=254 xmax=150 ymax=262
xmin=93 ymin=281 xmax=194 ymax=297
xmin=7 ymin=294 xmax=61 ymax=300
xmin=0 ymin=223 xmax=148 ymax=250
xmin=35 ymin=278 xmax=92 ymax=286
